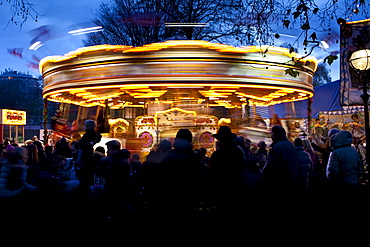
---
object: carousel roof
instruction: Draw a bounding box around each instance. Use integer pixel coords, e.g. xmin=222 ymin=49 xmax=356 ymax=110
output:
xmin=40 ymin=40 xmax=318 ymax=108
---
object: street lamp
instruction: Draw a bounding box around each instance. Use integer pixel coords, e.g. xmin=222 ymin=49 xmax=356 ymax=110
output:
xmin=349 ymin=49 xmax=370 ymax=166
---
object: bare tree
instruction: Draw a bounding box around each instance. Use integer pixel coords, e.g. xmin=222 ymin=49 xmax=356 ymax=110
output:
xmin=84 ymin=0 xmax=164 ymax=47
xmin=83 ymin=0 xmax=251 ymax=47
xmin=1 ymin=0 xmax=39 ymax=29
xmin=313 ymin=62 xmax=332 ymax=87
xmin=84 ymin=0 xmax=370 ymax=67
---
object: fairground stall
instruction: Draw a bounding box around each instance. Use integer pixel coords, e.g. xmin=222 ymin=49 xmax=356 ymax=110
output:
xmin=0 ymin=109 xmax=26 ymax=143
xmin=39 ymin=40 xmax=317 ymax=155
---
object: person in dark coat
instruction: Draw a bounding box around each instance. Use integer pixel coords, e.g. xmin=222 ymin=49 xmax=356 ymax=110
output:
xmin=234 ymin=136 xmax=263 ymax=196
xmin=256 ymin=139 xmax=269 ymax=155
xmin=207 ymin=126 xmax=247 ymax=224
xmin=326 ymin=130 xmax=364 ymax=201
xmin=294 ymin=137 xmax=313 ymax=195
xmin=262 ymin=125 xmax=299 ymax=200
xmin=0 ymin=147 xmax=38 ymax=198
xmin=310 ymin=128 xmax=340 ymax=199
xmin=311 ymin=128 xmax=340 ymax=180
xmin=53 ymin=137 xmax=73 ymax=158
xmin=140 ymin=130 xmax=203 ymax=226
xmin=78 ymin=120 xmax=102 ymax=146
xmin=139 ymin=139 xmax=172 ymax=212
xmin=150 ymin=129 xmax=203 ymax=224
xmin=75 ymin=120 xmax=102 ymax=198
xmin=97 ymin=140 xmax=133 ymax=219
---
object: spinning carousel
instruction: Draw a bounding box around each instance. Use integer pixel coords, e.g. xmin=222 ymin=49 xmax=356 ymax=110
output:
xmin=39 ymin=40 xmax=317 ymax=153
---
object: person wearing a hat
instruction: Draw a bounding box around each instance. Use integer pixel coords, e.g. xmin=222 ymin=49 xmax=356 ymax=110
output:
xmin=207 ymin=126 xmax=247 ymax=224
xmin=5 ymin=144 xmax=15 ymax=153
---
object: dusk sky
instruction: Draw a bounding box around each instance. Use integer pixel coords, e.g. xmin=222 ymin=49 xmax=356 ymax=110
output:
xmin=1 ymin=0 xmax=362 ymax=81
xmin=0 ymin=0 xmax=103 ymax=77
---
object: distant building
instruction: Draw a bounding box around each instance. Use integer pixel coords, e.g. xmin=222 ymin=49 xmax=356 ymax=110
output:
xmin=0 ymin=69 xmax=44 ymax=141
xmin=0 ymin=69 xmax=43 ymax=125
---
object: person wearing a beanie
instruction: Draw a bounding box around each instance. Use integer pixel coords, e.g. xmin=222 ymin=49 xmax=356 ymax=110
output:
xmin=5 ymin=144 xmax=15 ymax=153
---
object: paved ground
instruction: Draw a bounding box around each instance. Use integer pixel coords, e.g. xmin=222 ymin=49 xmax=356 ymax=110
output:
xmin=3 ymin=179 xmax=370 ymax=245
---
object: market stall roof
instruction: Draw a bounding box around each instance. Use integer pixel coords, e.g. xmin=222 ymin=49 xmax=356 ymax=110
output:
xmin=39 ymin=40 xmax=318 ymax=108
xmin=311 ymin=80 xmax=343 ymax=117
xmin=267 ymin=80 xmax=343 ymax=119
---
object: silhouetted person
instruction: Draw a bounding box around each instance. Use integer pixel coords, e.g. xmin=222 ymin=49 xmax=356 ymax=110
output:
xmin=207 ymin=126 xmax=247 ymax=225
xmin=326 ymin=131 xmax=364 ymax=203
xmin=0 ymin=147 xmax=37 ymax=199
xmin=139 ymin=139 xmax=172 ymax=212
xmin=54 ymin=137 xmax=72 ymax=158
xmin=294 ymin=137 xmax=313 ymax=196
xmin=262 ymin=125 xmax=299 ymax=208
xmin=75 ymin=120 xmax=102 ymax=198
xmin=234 ymin=136 xmax=263 ymax=198
xmin=78 ymin=119 xmax=102 ymax=146
xmin=97 ymin=140 xmax=133 ymax=220
xmin=142 ymin=129 xmax=203 ymax=226
xmin=255 ymin=140 xmax=268 ymax=170
xmin=311 ymin=128 xmax=340 ymax=198
xmin=311 ymin=128 xmax=340 ymax=180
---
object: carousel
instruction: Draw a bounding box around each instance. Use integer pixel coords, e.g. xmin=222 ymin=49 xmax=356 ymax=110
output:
xmin=39 ymin=40 xmax=317 ymax=154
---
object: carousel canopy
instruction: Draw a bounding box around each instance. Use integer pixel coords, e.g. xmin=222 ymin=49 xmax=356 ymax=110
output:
xmin=40 ymin=40 xmax=318 ymax=108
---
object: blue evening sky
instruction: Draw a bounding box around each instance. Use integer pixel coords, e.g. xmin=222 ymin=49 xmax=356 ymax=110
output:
xmin=1 ymin=0 xmax=367 ymax=81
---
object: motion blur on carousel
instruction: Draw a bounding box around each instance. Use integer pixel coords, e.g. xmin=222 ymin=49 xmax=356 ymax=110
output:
xmin=44 ymin=101 xmax=314 ymax=162
xmin=39 ymin=40 xmax=318 ymax=160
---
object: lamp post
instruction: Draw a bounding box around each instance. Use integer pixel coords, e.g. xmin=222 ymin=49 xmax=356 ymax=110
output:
xmin=349 ymin=49 xmax=370 ymax=166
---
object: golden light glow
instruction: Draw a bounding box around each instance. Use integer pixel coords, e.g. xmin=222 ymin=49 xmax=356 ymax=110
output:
xmin=39 ymin=44 xmax=132 ymax=67
xmin=43 ymin=82 xmax=313 ymax=107
xmin=215 ymin=100 xmax=239 ymax=108
xmin=219 ymin=118 xmax=231 ymax=125
xmin=40 ymin=40 xmax=317 ymax=108
xmin=347 ymin=18 xmax=370 ymax=24
xmin=108 ymin=118 xmax=129 ymax=126
xmin=0 ymin=109 xmax=26 ymax=125
xmin=155 ymin=107 xmax=197 ymax=122
xmin=128 ymin=90 xmax=167 ymax=98
xmin=156 ymin=107 xmax=197 ymax=115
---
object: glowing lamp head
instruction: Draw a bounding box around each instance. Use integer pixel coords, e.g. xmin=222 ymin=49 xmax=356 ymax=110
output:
xmin=349 ymin=49 xmax=370 ymax=71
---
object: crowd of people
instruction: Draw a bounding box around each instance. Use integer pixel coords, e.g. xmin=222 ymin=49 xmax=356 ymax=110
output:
xmin=0 ymin=119 xmax=368 ymax=243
